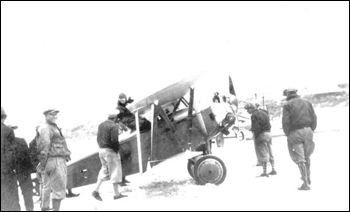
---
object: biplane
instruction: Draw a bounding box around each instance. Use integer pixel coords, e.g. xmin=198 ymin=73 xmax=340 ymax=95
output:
xmin=64 ymin=73 xmax=242 ymax=189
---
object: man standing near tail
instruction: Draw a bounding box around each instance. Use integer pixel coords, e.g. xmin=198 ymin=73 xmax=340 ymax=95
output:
xmin=282 ymin=88 xmax=317 ymax=190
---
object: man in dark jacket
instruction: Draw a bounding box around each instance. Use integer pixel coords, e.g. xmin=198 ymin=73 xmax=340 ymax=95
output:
xmin=245 ymin=103 xmax=276 ymax=177
xmin=9 ymin=125 xmax=35 ymax=211
xmin=117 ymin=93 xmax=136 ymax=131
xmin=116 ymin=92 xmax=151 ymax=134
xmin=92 ymin=110 xmax=127 ymax=201
xmin=253 ymin=102 xmax=269 ymax=167
xmin=1 ymin=107 xmax=21 ymax=211
xmin=282 ymin=88 xmax=317 ymax=191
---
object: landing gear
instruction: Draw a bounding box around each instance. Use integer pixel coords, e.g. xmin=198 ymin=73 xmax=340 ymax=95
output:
xmin=187 ymin=160 xmax=195 ymax=178
xmin=188 ymin=155 xmax=227 ymax=185
xmin=235 ymin=131 xmax=245 ymax=141
xmin=187 ymin=155 xmax=203 ymax=178
xmin=216 ymin=134 xmax=224 ymax=147
xmin=232 ymin=126 xmax=245 ymax=141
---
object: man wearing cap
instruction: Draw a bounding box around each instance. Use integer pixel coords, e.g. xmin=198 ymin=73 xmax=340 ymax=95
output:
xmin=252 ymin=102 xmax=269 ymax=167
xmin=9 ymin=125 xmax=35 ymax=211
xmin=92 ymin=109 xmax=127 ymax=201
xmin=37 ymin=109 xmax=71 ymax=211
xmin=1 ymin=107 xmax=21 ymax=211
xmin=282 ymin=88 xmax=317 ymax=191
xmin=244 ymin=103 xmax=277 ymax=177
xmin=117 ymin=93 xmax=136 ymax=131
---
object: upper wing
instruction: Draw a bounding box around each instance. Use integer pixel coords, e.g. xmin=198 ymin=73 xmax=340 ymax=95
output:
xmin=127 ymin=73 xmax=204 ymax=114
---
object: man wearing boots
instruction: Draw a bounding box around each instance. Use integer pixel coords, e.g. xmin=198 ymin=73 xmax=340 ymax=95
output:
xmin=282 ymin=88 xmax=317 ymax=190
xmin=244 ymin=103 xmax=277 ymax=177
xmin=37 ymin=109 xmax=71 ymax=211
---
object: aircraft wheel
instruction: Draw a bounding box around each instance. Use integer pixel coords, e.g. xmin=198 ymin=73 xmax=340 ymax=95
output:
xmin=193 ymin=155 xmax=227 ymax=185
xmin=32 ymin=178 xmax=40 ymax=196
xmin=187 ymin=160 xmax=195 ymax=178
xmin=216 ymin=134 xmax=224 ymax=147
xmin=238 ymin=131 xmax=245 ymax=141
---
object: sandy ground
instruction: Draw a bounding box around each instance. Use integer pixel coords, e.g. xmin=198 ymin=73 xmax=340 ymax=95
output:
xmin=21 ymin=106 xmax=348 ymax=211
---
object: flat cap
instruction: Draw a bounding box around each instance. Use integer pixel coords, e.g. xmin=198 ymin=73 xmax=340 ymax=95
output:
xmin=108 ymin=109 xmax=120 ymax=119
xmin=43 ymin=109 xmax=60 ymax=115
xmin=244 ymin=102 xmax=256 ymax=110
xmin=283 ymin=88 xmax=298 ymax=96
xmin=8 ymin=125 xmax=18 ymax=130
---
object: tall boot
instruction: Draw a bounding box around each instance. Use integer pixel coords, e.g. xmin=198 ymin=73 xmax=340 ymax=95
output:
xmin=297 ymin=162 xmax=310 ymax=190
xmin=52 ymin=199 xmax=61 ymax=211
xmin=306 ymin=158 xmax=311 ymax=185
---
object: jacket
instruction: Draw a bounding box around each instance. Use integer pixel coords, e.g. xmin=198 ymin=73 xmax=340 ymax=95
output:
xmin=14 ymin=137 xmax=36 ymax=174
xmin=282 ymin=95 xmax=317 ymax=136
xmin=116 ymin=104 xmax=136 ymax=131
xmin=36 ymin=122 xmax=71 ymax=166
xmin=97 ymin=120 xmax=120 ymax=153
xmin=1 ymin=123 xmax=16 ymax=174
xmin=250 ymin=109 xmax=271 ymax=138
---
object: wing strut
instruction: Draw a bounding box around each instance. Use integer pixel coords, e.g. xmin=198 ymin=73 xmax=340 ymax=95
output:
xmin=156 ymin=105 xmax=183 ymax=149
xmin=135 ymin=110 xmax=143 ymax=174
xmin=170 ymin=98 xmax=182 ymax=121
xmin=181 ymin=98 xmax=189 ymax=107
xmin=150 ymin=101 xmax=158 ymax=167
xmin=187 ymin=87 xmax=195 ymax=150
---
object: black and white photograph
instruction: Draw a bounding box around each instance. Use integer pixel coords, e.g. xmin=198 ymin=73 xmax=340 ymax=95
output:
xmin=1 ymin=1 xmax=349 ymax=211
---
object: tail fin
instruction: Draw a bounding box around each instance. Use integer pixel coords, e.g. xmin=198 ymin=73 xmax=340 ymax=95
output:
xmin=229 ymin=76 xmax=236 ymax=96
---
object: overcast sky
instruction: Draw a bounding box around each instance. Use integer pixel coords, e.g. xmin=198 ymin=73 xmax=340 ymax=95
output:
xmin=1 ymin=1 xmax=349 ymax=138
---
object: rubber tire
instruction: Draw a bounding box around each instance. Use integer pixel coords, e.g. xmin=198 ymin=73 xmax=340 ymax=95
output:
xmin=187 ymin=160 xmax=195 ymax=178
xmin=193 ymin=155 xmax=227 ymax=185
xmin=238 ymin=131 xmax=245 ymax=141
